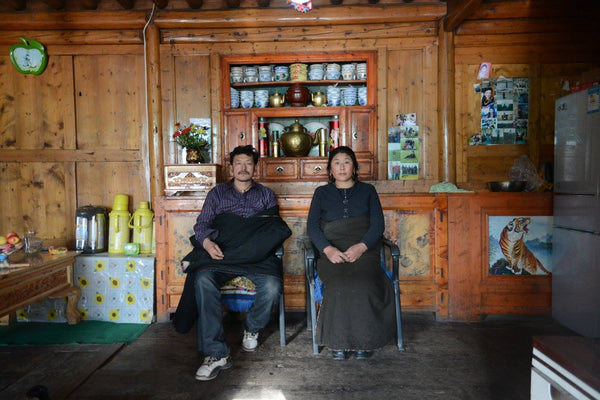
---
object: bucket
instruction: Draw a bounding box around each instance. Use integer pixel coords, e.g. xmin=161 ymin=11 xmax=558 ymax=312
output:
xmin=108 ymin=194 xmax=130 ymax=253
xmin=129 ymin=201 xmax=154 ymax=254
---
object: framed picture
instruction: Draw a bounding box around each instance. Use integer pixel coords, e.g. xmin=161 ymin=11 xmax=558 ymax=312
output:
xmin=488 ymin=216 xmax=553 ymax=276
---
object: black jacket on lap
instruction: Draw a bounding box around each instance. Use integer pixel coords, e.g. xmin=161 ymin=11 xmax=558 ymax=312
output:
xmin=173 ymin=206 xmax=291 ymax=334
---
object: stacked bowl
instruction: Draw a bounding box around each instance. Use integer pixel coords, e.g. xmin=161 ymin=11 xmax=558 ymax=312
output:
xmin=327 ymin=86 xmax=341 ymax=106
xmin=358 ymin=86 xmax=368 ymax=106
xmin=274 ymin=65 xmax=289 ymax=81
xmin=244 ymin=66 xmax=258 ymax=83
xmin=230 ymin=66 xmax=244 ymax=83
xmin=341 ymin=63 xmax=356 ymax=80
xmin=356 ymin=63 xmax=367 ymax=79
xmin=240 ymin=90 xmax=254 ymax=108
xmin=230 ymin=88 xmax=240 ymax=108
xmin=326 ymin=63 xmax=341 ymax=80
xmin=308 ymin=64 xmax=324 ymax=80
xmin=254 ymin=89 xmax=269 ymax=108
xmin=342 ymin=86 xmax=357 ymax=106
xmin=258 ymin=65 xmax=274 ymax=82
xmin=289 ymin=63 xmax=308 ymax=81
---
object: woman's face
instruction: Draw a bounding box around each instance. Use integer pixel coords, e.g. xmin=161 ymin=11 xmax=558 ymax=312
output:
xmin=330 ymin=152 xmax=354 ymax=184
xmin=484 ymin=89 xmax=492 ymax=99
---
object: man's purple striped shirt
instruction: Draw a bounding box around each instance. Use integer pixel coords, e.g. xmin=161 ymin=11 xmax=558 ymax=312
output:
xmin=193 ymin=181 xmax=278 ymax=246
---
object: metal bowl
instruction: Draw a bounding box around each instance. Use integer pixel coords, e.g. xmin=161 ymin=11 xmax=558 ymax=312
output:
xmin=487 ymin=181 xmax=527 ymax=192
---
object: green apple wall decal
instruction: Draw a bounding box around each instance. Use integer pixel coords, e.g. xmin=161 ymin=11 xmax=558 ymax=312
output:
xmin=9 ymin=37 xmax=48 ymax=75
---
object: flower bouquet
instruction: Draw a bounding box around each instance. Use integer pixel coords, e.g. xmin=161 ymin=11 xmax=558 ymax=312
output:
xmin=173 ymin=122 xmax=210 ymax=163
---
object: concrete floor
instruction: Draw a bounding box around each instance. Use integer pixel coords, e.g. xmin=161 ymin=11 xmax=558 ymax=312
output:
xmin=0 ymin=312 xmax=575 ymax=400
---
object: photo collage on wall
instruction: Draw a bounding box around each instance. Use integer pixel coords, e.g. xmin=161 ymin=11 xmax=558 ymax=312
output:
xmin=469 ymin=77 xmax=529 ymax=145
xmin=388 ymin=113 xmax=419 ymax=180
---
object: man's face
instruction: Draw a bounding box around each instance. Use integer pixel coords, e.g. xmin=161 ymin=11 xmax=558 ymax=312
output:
xmin=231 ymin=154 xmax=256 ymax=183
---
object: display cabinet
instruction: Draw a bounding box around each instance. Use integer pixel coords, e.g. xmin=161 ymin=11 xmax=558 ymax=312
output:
xmin=221 ymin=51 xmax=378 ymax=181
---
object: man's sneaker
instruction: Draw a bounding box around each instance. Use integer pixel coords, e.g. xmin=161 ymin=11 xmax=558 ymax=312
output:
xmin=242 ymin=330 xmax=259 ymax=352
xmin=195 ymin=356 xmax=232 ymax=381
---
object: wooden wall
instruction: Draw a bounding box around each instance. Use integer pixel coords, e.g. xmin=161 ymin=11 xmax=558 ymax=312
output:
xmin=0 ymin=1 xmax=599 ymax=320
xmin=0 ymin=39 xmax=149 ymax=247
xmin=453 ymin=1 xmax=600 ymax=189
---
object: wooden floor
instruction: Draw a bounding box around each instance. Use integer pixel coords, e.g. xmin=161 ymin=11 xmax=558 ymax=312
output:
xmin=0 ymin=312 xmax=575 ymax=400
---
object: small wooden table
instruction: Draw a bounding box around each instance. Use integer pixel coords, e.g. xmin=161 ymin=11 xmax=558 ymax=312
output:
xmin=0 ymin=251 xmax=81 ymax=325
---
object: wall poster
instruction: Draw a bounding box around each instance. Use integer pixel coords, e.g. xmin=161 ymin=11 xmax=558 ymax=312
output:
xmin=488 ymin=216 xmax=552 ymax=276
xmin=388 ymin=113 xmax=419 ymax=180
xmin=470 ymin=78 xmax=529 ymax=145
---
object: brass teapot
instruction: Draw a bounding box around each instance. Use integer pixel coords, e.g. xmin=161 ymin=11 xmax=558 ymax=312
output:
xmin=280 ymin=119 xmax=319 ymax=157
xmin=311 ymin=91 xmax=327 ymax=107
xmin=269 ymin=92 xmax=285 ymax=107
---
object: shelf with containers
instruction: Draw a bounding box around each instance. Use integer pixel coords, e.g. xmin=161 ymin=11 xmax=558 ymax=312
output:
xmin=220 ymin=52 xmax=378 ymax=181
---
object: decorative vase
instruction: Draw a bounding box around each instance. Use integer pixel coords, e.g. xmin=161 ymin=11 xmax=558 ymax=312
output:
xmin=186 ymin=149 xmax=203 ymax=164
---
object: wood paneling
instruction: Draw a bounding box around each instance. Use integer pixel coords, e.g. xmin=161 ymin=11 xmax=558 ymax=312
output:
xmin=454 ymin=60 xmax=599 ymax=187
xmin=0 ymin=54 xmax=75 ymax=149
xmin=0 ymin=162 xmax=73 ymax=246
xmin=74 ymin=54 xmax=146 ymax=150
xmin=447 ymin=192 xmax=552 ymax=321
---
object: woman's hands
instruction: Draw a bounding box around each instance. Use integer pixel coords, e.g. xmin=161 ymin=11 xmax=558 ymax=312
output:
xmin=323 ymin=242 xmax=368 ymax=264
xmin=203 ymin=237 xmax=224 ymax=260
xmin=343 ymin=243 xmax=368 ymax=263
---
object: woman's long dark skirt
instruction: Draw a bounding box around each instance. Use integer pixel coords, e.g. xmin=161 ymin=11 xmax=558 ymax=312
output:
xmin=316 ymin=217 xmax=396 ymax=350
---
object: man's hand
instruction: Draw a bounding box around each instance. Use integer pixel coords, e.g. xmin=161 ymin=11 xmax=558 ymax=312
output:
xmin=203 ymin=237 xmax=224 ymax=260
xmin=323 ymin=245 xmax=348 ymax=264
xmin=342 ymin=243 xmax=368 ymax=263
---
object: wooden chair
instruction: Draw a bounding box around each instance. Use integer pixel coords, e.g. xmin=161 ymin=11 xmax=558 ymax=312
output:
xmin=301 ymin=238 xmax=405 ymax=354
xmin=219 ymin=246 xmax=286 ymax=346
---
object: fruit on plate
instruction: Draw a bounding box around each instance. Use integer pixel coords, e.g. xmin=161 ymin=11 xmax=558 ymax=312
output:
xmin=6 ymin=232 xmax=18 ymax=240
xmin=0 ymin=236 xmax=6 ymax=245
xmin=7 ymin=235 xmax=21 ymax=245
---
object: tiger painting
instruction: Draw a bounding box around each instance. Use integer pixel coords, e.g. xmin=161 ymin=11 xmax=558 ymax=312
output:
xmin=499 ymin=217 xmax=551 ymax=275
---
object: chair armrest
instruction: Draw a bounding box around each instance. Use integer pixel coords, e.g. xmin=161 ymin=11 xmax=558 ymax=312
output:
xmin=382 ymin=237 xmax=400 ymax=281
xmin=275 ymin=245 xmax=284 ymax=259
xmin=300 ymin=237 xmax=317 ymax=283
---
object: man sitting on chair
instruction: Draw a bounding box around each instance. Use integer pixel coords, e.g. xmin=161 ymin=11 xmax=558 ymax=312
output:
xmin=174 ymin=145 xmax=291 ymax=381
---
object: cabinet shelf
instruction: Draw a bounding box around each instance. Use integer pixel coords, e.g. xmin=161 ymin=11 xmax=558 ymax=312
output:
xmin=231 ymin=79 xmax=367 ymax=88
xmin=225 ymin=105 xmax=372 ymax=115
xmin=221 ymin=51 xmax=378 ymax=181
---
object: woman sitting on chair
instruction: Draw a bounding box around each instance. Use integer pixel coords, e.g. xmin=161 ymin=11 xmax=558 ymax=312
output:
xmin=307 ymin=146 xmax=396 ymax=360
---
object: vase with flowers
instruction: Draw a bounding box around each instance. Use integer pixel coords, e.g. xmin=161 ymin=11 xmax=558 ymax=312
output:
xmin=173 ymin=122 xmax=210 ymax=163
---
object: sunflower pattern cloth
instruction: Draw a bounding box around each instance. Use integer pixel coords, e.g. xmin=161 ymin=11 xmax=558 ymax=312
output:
xmin=16 ymin=253 xmax=155 ymax=324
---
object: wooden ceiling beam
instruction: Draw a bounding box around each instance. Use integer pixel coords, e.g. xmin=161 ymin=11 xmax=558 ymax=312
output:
xmin=153 ymin=0 xmax=168 ymax=8
xmin=154 ymin=4 xmax=446 ymax=29
xmin=116 ymin=0 xmax=135 ymax=9
xmin=40 ymin=0 xmax=66 ymax=9
xmin=185 ymin=0 xmax=203 ymax=9
xmin=8 ymin=0 xmax=26 ymax=10
xmin=443 ymin=0 xmax=482 ymax=32
xmin=0 ymin=11 xmax=147 ymax=30
xmin=470 ymin=0 xmax=600 ymax=20
xmin=81 ymin=0 xmax=99 ymax=10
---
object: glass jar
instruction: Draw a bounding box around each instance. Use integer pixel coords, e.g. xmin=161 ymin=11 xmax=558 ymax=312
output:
xmin=24 ymin=231 xmax=43 ymax=254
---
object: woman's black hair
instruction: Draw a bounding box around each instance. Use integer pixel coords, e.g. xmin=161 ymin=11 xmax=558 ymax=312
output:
xmin=327 ymin=146 xmax=359 ymax=183
xmin=229 ymin=145 xmax=259 ymax=165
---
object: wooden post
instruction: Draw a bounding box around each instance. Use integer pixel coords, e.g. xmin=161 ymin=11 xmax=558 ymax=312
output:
xmin=438 ymin=29 xmax=456 ymax=183
xmin=144 ymin=22 xmax=165 ymax=204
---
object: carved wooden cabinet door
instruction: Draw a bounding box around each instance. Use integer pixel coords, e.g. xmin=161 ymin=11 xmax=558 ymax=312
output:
xmin=224 ymin=110 xmax=252 ymax=152
xmin=346 ymin=107 xmax=376 ymax=158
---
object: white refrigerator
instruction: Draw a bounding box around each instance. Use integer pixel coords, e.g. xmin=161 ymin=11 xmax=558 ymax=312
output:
xmin=553 ymin=87 xmax=600 ymax=338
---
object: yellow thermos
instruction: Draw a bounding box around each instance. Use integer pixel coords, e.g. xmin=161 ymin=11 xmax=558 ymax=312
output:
xmin=108 ymin=194 xmax=131 ymax=254
xmin=129 ymin=201 xmax=154 ymax=254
